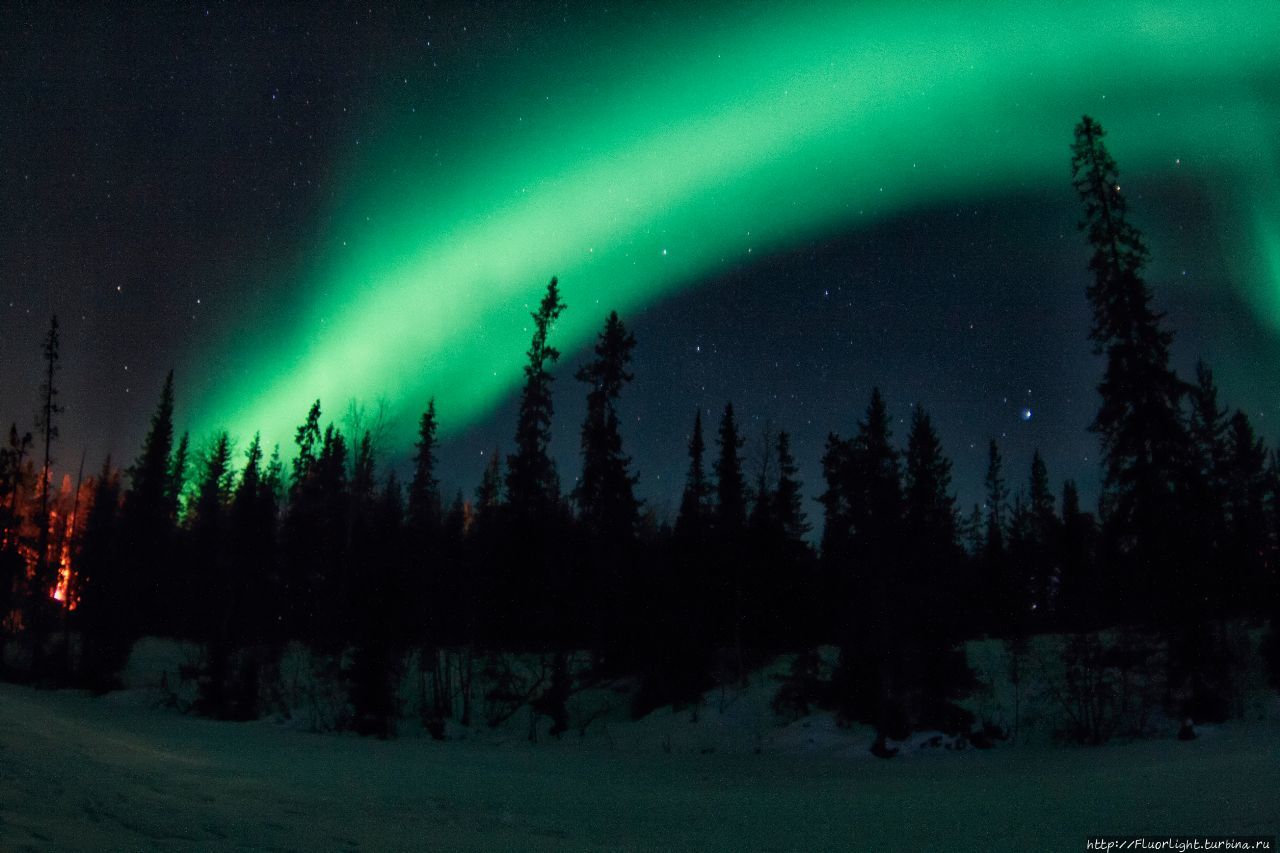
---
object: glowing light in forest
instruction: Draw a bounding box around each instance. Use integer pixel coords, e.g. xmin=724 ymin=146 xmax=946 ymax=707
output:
xmin=186 ymin=0 xmax=1280 ymax=450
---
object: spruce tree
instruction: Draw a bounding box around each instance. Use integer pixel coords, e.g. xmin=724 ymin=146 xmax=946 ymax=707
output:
xmin=574 ymin=312 xmax=640 ymax=664
xmin=903 ymin=408 xmax=957 ymax=558
xmin=281 ymin=403 xmax=350 ymax=645
xmin=902 ymin=406 xmax=971 ymax=731
xmin=408 ymin=399 xmax=441 ymax=536
xmin=574 ymin=311 xmax=639 ymax=541
xmin=769 ymin=430 xmax=815 ymax=646
xmin=73 ymin=458 xmax=123 ymax=685
xmin=774 ymin=432 xmax=809 ymax=544
xmin=675 ymin=410 xmax=711 ymax=540
xmin=291 ymin=400 xmax=322 ymax=493
xmin=712 ymin=403 xmax=749 ymax=678
xmin=474 ymin=450 xmax=504 ymax=522
xmin=121 ymin=371 xmax=179 ymax=637
xmin=506 ymin=277 xmax=566 ymax=520
xmin=828 ymin=388 xmax=905 ymax=733
xmin=407 ymin=402 xmax=444 ymax=704
xmin=644 ymin=408 xmax=717 ymax=711
xmin=1071 ymin=115 xmax=1191 ymax=621
xmin=714 ymin=403 xmax=747 ymax=533
xmin=190 ymin=432 xmax=236 ymax=715
xmin=224 ymin=433 xmax=277 ymax=712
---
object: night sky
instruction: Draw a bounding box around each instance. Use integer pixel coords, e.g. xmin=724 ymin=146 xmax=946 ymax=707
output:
xmin=3 ymin=2 xmax=1279 ymax=524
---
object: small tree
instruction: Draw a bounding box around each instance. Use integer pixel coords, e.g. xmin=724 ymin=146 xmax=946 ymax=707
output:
xmin=675 ymin=410 xmax=711 ymax=541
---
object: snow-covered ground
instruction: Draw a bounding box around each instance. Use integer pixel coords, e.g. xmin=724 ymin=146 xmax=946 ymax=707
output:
xmin=2 ymin=674 xmax=1277 ymax=851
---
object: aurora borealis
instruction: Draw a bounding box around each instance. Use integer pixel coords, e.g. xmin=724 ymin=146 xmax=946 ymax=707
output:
xmin=3 ymin=1 xmax=1280 ymax=510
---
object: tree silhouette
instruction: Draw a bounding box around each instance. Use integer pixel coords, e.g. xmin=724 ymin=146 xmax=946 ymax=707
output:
xmin=408 ymin=399 xmax=442 ymax=537
xmin=506 ymin=278 xmax=566 ymax=521
xmin=120 ymin=371 xmax=179 ymax=638
xmin=675 ymin=410 xmax=711 ymax=541
xmin=72 ymin=458 xmax=124 ymax=686
xmin=713 ymin=402 xmax=748 ymax=678
xmin=826 ymin=388 xmax=905 ymax=733
xmin=901 ymin=406 xmax=972 ymax=732
xmin=574 ymin=311 xmax=639 ymax=541
xmin=189 ymin=432 xmax=236 ymax=715
xmin=714 ymin=403 xmax=748 ymax=535
xmin=1071 ymin=115 xmax=1191 ymax=623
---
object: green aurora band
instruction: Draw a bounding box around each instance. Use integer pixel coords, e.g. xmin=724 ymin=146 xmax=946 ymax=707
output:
xmin=187 ymin=0 xmax=1280 ymax=451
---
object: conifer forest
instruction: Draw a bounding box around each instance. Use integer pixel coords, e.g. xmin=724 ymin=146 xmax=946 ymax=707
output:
xmin=2 ymin=3 xmax=1279 ymax=849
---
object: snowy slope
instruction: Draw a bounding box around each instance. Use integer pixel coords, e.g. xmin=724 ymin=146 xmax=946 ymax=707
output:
xmin=1 ymin=679 xmax=1277 ymax=852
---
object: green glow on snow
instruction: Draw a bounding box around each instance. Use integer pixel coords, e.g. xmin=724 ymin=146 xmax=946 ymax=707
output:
xmin=186 ymin=0 xmax=1280 ymax=449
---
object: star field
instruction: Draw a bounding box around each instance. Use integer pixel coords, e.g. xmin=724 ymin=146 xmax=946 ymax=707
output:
xmin=1 ymin=2 xmax=1279 ymax=520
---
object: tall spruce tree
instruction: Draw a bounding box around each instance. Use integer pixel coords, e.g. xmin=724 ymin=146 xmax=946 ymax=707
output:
xmin=506 ymin=277 xmax=567 ymax=520
xmin=573 ymin=312 xmax=640 ymax=665
xmin=189 ymin=432 xmax=237 ymax=716
xmin=73 ymin=458 xmax=123 ymax=685
xmin=226 ymin=433 xmax=277 ymax=701
xmin=1071 ymin=115 xmax=1191 ymax=621
xmin=644 ymin=408 xmax=717 ymax=711
xmin=474 ymin=450 xmax=503 ymax=522
xmin=121 ymin=371 xmax=179 ymax=637
xmin=281 ymin=403 xmax=350 ymax=645
xmin=750 ymin=429 xmax=815 ymax=649
xmin=408 ymin=399 xmax=442 ymax=536
xmin=901 ymin=406 xmax=972 ymax=731
xmin=903 ymin=408 xmax=958 ymax=561
xmin=407 ymin=401 xmax=445 ymax=710
xmin=188 ymin=432 xmax=234 ymax=638
xmin=827 ymin=388 xmax=905 ymax=733
xmin=713 ymin=403 xmax=749 ymax=678
xmin=574 ymin=311 xmax=639 ymax=541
